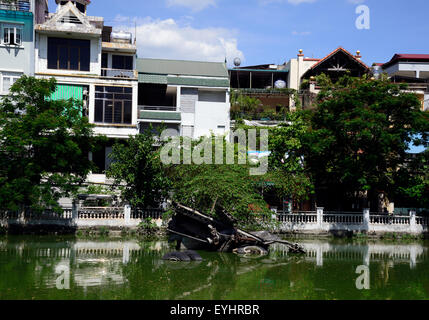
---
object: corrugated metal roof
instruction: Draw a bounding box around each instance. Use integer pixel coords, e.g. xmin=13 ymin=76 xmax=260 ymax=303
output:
xmin=167 ymin=76 xmax=229 ymax=88
xmin=138 ymin=73 xmax=168 ymax=84
xmin=139 ymin=111 xmax=181 ymax=121
xmin=137 ymin=58 xmax=229 ymax=78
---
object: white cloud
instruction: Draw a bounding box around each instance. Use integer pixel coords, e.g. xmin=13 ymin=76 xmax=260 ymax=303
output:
xmin=348 ymin=0 xmax=366 ymax=3
xmin=166 ymin=0 xmax=217 ymax=12
xmin=259 ymin=0 xmax=317 ymax=5
xmin=114 ymin=16 xmax=244 ymax=65
xmin=287 ymin=0 xmax=317 ymax=4
xmin=292 ymin=30 xmax=311 ymax=36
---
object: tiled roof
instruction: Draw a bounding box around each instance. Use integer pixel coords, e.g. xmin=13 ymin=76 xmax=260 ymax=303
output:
xmin=137 ymin=58 xmax=229 ymax=78
xmin=138 ymin=74 xmax=168 ymax=84
xmin=307 ymin=47 xmax=370 ymax=71
xmin=382 ymin=54 xmax=429 ymax=69
xmin=167 ymin=76 xmax=230 ymax=87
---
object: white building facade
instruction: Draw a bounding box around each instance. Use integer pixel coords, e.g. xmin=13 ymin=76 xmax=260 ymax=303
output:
xmin=137 ymin=58 xmax=231 ymax=139
xmin=34 ymin=0 xmax=139 ymax=184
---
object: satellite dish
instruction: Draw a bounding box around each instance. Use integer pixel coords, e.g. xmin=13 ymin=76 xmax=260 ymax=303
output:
xmin=274 ymin=80 xmax=286 ymax=89
xmin=233 ymin=58 xmax=241 ymax=67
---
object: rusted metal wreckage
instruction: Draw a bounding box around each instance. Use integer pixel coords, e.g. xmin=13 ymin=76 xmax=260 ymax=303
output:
xmin=164 ymin=203 xmax=305 ymax=260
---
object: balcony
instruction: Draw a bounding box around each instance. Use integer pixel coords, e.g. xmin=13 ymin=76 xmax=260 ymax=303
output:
xmin=140 ymin=105 xmax=177 ymax=112
xmin=0 ymin=0 xmax=30 ymax=12
xmin=101 ymin=68 xmax=137 ymax=79
xmin=138 ymin=106 xmax=181 ymax=122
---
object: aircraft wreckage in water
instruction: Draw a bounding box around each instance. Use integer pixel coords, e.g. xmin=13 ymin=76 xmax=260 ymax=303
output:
xmin=163 ymin=203 xmax=305 ymax=261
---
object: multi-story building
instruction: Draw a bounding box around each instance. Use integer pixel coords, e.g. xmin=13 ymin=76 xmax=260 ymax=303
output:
xmin=375 ymin=54 xmax=429 ymax=111
xmin=229 ymin=63 xmax=290 ymax=121
xmin=34 ymin=0 xmax=138 ymax=182
xmin=0 ymin=0 xmax=48 ymax=95
xmin=229 ymin=47 xmax=371 ymax=114
xmin=137 ymin=58 xmax=231 ymax=139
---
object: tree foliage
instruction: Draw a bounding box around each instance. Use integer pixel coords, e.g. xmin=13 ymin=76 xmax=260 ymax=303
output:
xmin=268 ymin=109 xmax=314 ymax=202
xmin=106 ymin=128 xmax=171 ymax=210
xmin=0 ymin=76 xmax=97 ymax=213
xmin=165 ymin=137 xmax=271 ymax=225
xmin=306 ymin=75 xmax=429 ymax=209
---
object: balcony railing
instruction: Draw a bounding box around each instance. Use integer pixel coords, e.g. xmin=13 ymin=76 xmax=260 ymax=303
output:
xmin=0 ymin=0 xmax=30 ymax=12
xmin=101 ymin=68 xmax=137 ymax=79
xmin=139 ymin=105 xmax=178 ymax=112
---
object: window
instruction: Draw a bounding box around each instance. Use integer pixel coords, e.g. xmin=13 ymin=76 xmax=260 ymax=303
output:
xmin=48 ymin=38 xmax=90 ymax=71
xmin=112 ymin=55 xmax=133 ymax=70
xmin=1 ymin=72 xmax=21 ymax=94
xmin=198 ymin=90 xmax=226 ymax=103
xmin=2 ymin=24 xmax=22 ymax=46
xmin=94 ymin=86 xmax=133 ymax=124
xmin=101 ymin=53 xmax=108 ymax=69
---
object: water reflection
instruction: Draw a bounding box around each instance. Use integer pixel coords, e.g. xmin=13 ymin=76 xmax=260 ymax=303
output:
xmin=271 ymin=241 xmax=427 ymax=269
xmin=0 ymin=237 xmax=428 ymax=300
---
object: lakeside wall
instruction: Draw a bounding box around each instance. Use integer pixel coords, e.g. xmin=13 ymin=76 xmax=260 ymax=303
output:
xmin=1 ymin=207 xmax=428 ymax=236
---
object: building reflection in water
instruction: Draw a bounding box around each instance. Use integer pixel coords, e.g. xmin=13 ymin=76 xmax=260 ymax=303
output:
xmin=270 ymin=241 xmax=427 ymax=269
xmin=1 ymin=239 xmax=427 ymax=293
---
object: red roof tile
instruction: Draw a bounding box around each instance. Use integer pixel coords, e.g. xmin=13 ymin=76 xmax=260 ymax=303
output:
xmin=383 ymin=54 xmax=429 ymax=69
xmin=303 ymin=47 xmax=370 ymax=76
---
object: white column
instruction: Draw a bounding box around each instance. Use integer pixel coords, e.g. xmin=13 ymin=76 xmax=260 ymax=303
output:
xmin=410 ymin=210 xmax=417 ymax=234
xmin=124 ymin=205 xmax=131 ymax=225
xmin=317 ymin=207 xmax=324 ymax=229
xmin=363 ymin=208 xmax=370 ymax=231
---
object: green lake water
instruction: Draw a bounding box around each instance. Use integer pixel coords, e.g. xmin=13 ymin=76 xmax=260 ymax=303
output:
xmin=0 ymin=236 xmax=428 ymax=300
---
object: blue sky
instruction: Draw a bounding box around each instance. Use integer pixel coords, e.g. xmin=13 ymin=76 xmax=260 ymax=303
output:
xmin=50 ymin=0 xmax=427 ymax=153
xmin=48 ymin=0 xmax=429 ymax=68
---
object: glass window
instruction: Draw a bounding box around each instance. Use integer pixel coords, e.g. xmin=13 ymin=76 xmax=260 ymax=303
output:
xmin=2 ymin=77 xmax=11 ymax=92
xmin=3 ymin=28 xmax=9 ymax=44
xmin=101 ymin=53 xmax=108 ymax=69
xmin=94 ymin=99 xmax=104 ymax=123
xmin=94 ymin=86 xmax=133 ymax=124
xmin=48 ymin=38 xmax=90 ymax=71
xmin=124 ymin=101 xmax=132 ymax=124
xmin=2 ymin=26 xmax=22 ymax=46
xmin=1 ymin=72 xmax=21 ymax=93
xmin=15 ymin=28 xmax=21 ymax=45
xmin=69 ymin=47 xmax=79 ymax=70
xmin=112 ymin=55 xmax=133 ymax=70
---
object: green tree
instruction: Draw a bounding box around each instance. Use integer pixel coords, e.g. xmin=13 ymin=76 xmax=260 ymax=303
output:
xmin=166 ymin=137 xmax=271 ymax=226
xmin=0 ymin=76 xmax=97 ymax=213
xmin=230 ymin=91 xmax=262 ymax=120
xmin=268 ymin=109 xmax=314 ymax=203
xmin=397 ymin=149 xmax=429 ymax=209
xmin=106 ymin=128 xmax=171 ymax=209
xmin=307 ymin=75 xmax=429 ymax=210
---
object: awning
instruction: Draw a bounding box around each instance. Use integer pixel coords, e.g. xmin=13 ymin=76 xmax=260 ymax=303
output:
xmin=138 ymin=73 xmax=168 ymax=84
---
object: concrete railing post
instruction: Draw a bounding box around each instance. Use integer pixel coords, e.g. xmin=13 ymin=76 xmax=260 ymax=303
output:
xmin=317 ymin=207 xmax=324 ymax=230
xmin=410 ymin=210 xmax=417 ymax=234
xmin=124 ymin=205 xmax=131 ymax=225
xmin=363 ymin=208 xmax=370 ymax=231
